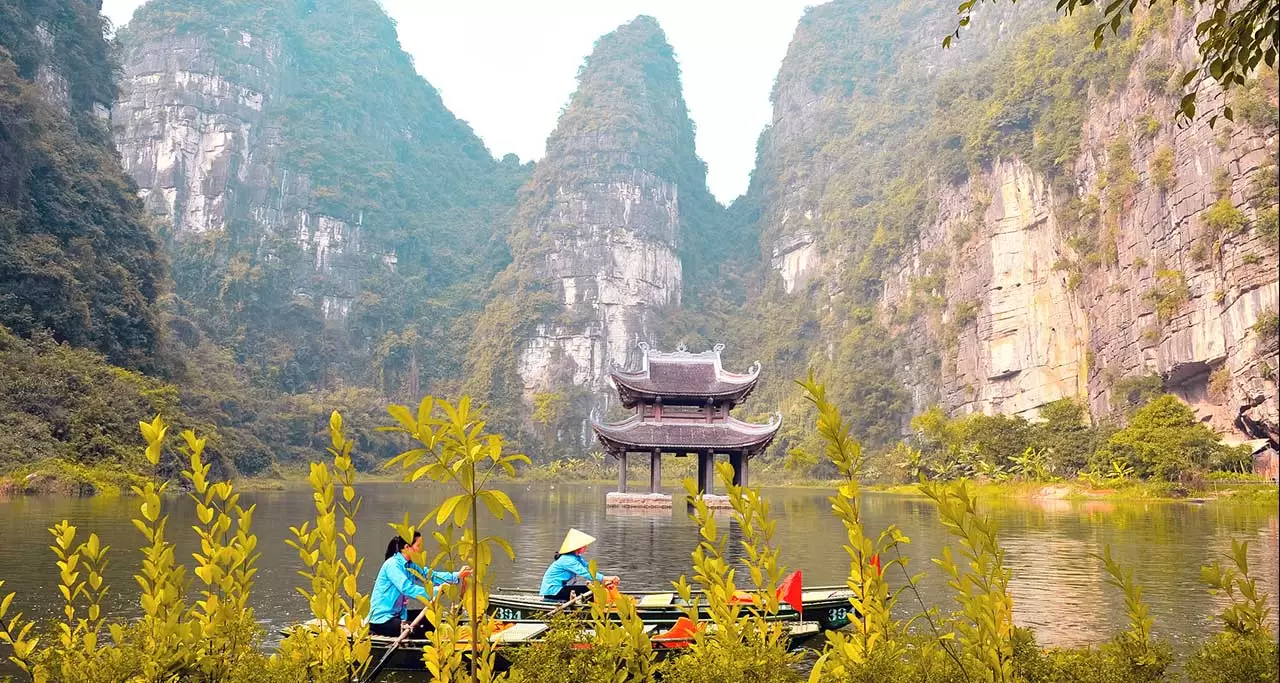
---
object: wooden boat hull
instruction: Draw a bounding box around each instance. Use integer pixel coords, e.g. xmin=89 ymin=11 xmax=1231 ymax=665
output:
xmin=360 ymin=620 xmax=824 ymax=672
xmin=488 ymin=586 xmax=856 ymax=632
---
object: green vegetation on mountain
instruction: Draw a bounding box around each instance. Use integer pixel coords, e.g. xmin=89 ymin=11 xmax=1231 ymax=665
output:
xmin=952 ymin=0 xmax=1279 ymax=122
xmin=674 ymin=1 xmax=1173 ymax=468
xmin=121 ymin=0 xmax=528 ymax=401
xmin=0 ymin=0 xmax=163 ymax=370
xmin=469 ymin=16 xmax=723 ymax=445
xmin=0 ymin=0 xmax=1272 ymax=488
xmin=873 ymin=393 xmax=1251 ymax=487
xmin=0 ymin=0 xmax=524 ymax=487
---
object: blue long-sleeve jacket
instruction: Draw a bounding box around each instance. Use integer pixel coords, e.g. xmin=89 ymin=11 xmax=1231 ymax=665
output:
xmin=539 ymin=553 xmax=603 ymax=597
xmin=369 ymin=555 xmax=461 ymax=624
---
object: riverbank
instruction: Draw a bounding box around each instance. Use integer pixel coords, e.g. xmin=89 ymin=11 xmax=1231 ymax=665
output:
xmin=4 ymin=458 xmax=1275 ymax=506
xmin=870 ymin=478 xmax=1279 ymax=505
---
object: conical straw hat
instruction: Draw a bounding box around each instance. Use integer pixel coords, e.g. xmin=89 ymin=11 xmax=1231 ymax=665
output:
xmin=559 ymin=528 xmax=596 ymax=554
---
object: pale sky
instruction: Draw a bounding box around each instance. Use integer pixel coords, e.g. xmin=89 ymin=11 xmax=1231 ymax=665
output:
xmin=101 ymin=0 xmax=819 ymax=202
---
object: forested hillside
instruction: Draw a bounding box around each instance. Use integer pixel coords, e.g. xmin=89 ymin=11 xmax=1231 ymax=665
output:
xmin=0 ymin=0 xmax=178 ymax=491
xmin=0 ymin=0 xmax=162 ymax=368
xmin=702 ymin=0 xmax=1278 ymax=479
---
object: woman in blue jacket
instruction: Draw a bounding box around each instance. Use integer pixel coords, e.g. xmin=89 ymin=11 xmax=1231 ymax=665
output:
xmin=539 ymin=528 xmax=619 ymax=601
xmin=369 ymin=531 xmax=470 ymax=637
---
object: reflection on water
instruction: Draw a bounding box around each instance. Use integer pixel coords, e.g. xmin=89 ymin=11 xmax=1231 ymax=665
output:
xmin=0 ymin=483 xmax=1275 ymax=653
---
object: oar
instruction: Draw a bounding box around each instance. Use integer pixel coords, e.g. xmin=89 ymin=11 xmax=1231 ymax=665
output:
xmin=542 ymin=587 xmax=593 ymax=619
xmin=358 ymin=603 xmax=434 ymax=683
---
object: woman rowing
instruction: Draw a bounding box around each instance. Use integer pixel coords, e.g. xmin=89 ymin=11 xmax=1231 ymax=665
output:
xmin=539 ymin=528 xmax=619 ymax=602
xmin=369 ymin=531 xmax=471 ymax=637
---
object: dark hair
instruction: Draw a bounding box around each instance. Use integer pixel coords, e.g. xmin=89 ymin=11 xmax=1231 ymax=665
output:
xmin=385 ymin=531 xmax=423 ymax=560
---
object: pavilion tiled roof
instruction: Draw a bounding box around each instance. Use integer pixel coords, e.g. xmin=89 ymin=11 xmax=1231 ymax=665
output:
xmin=610 ymin=342 xmax=761 ymax=407
xmin=590 ymin=414 xmax=781 ymax=453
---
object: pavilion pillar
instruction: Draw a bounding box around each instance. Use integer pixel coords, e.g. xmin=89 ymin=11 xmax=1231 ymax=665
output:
xmin=739 ymin=452 xmax=750 ymax=488
xmin=730 ymin=452 xmax=743 ymax=487
xmin=617 ymin=451 xmax=628 ymax=493
xmin=650 ymin=449 xmax=662 ymax=493
xmin=703 ymin=451 xmax=715 ymax=496
xmin=695 ymin=451 xmax=708 ymax=495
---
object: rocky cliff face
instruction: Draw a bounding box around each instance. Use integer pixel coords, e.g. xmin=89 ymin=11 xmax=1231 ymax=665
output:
xmin=878 ymin=6 xmax=1279 ymax=441
xmin=112 ymin=0 xmax=525 ymax=395
xmin=733 ymin=0 xmax=1277 ymax=447
xmin=508 ymin=16 xmax=715 ymax=431
xmin=752 ymin=0 xmax=1046 ymax=296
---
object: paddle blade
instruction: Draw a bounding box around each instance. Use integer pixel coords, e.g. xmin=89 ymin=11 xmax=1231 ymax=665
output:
xmin=777 ymin=569 xmax=803 ymax=613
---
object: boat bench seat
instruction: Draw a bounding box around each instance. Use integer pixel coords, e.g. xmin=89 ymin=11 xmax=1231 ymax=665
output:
xmin=491 ymin=623 xmax=548 ymax=643
xmin=637 ymin=593 xmax=675 ymax=607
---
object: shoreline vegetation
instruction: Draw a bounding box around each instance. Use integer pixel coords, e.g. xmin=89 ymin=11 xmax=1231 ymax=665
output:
xmin=0 ymin=384 xmax=1276 ymax=683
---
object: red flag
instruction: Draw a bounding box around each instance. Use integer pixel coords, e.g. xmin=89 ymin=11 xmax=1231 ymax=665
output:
xmin=776 ymin=569 xmax=804 ymax=613
xmin=870 ymin=554 xmax=882 ymax=575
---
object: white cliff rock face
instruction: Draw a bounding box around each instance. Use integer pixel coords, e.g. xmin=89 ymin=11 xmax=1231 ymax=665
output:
xmin=112 ymin=31 xmax=362 ymax=317
xmin=758 ymin=3 xmax=1044 ymax=298
xmin=884 ymin=161 xmax=1090 ymax=419
xmin=880 ymin=9 xmax=1278 ymax=439
xmin=772 ymin=231 xmax=819 ymax=294
xmin=517 ymin=171 xmax=683 ymax=406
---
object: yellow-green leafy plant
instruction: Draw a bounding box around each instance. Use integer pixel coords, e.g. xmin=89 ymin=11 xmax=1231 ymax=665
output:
xmin=1200 ymin=539 xmax=1272 ymax=637
xmin=182 ymin=429 xmax=263 ymax=678
xmin=1088 ymin=545 xmax=1172 ymax=681
xmin=1186 ymin=540 xmax=1278 ymax=683
xmin=800 ymin=374 xmax=966 ymax=683
xmin=583 ymin=561 xmax=655 ymax=682
xmin=921 ymin=479 xmax=1015 ymax=683
xmin=384 ymin=396 xmax=529 ymax=683
xmin=0 ymin=579 xmax=38 ymax=677
xmin=505 ymin=564 xmax=653 ymax=683
xmin=658 ymin=462 xmax=800 ymax=683
xmin=34 ymin=522 xmax=114 ymax=679
xmin=798 ymin=374 xmax=908 ymax=677
xmin=278 ymin=411 xmax=371 ymax=681
xmin=131 ymin=415 xmax=196 ymax=680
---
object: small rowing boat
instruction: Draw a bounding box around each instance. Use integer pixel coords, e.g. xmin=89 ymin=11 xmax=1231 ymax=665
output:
xmin=281 ymin=617 xmax=825 ymax=673
xmin=488 ymin=572 xmax=855 ymax=632
xmin=487 ymin=586 xmax=855 ymax=630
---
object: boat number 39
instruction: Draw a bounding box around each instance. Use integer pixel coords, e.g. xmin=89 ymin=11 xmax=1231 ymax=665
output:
xmin=827 ymin=607 xmax=850 ymax=625
xmin=493 ymin=608 xmax=524 ymax=621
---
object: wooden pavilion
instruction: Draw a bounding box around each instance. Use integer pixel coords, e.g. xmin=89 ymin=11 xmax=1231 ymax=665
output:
xmin=592 ymin=342 xmax=781 ymax=506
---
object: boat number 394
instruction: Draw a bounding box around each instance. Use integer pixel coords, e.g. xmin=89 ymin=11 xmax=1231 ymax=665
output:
xmin=493 ymin=608 xmax=524 ymax=621
xmin=827 ymin=607 xmax=850 ymax=625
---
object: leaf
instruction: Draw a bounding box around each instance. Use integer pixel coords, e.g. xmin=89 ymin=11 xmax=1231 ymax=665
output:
xmin=479 ymin=491 xmax=505 ymax=520
xmin=387 ymin=404 xmax=417 ymax=433
xmin=490 ymin=489 xmax=520 ymax=521
xmin=432 ymin=495 xmax=461 ymax=526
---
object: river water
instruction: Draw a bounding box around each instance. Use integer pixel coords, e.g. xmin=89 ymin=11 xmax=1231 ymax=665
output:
xmin=0 ymin=482 xmax=1275 ymax=657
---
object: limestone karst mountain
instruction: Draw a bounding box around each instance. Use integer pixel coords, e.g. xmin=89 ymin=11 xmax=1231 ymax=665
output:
xmin=113 ymin=0 xmax=528 ymax=402
xmin=463 ymin=16 xmax=722 ymax=450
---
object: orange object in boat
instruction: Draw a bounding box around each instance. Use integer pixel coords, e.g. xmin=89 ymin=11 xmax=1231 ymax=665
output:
xmin=728 ymin=591 xmax=756 ymax=605
xmin=652 ymin=616 xmax=701 ymax=648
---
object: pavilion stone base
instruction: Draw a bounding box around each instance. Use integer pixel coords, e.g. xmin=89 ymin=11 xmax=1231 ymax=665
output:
xmin=606 ymin=492 xmax=672 ymax=508
xmin=606 ymin=492 xmax=734 ymax=509
xmin=701 ymin=494 xmax=731 ymax=510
